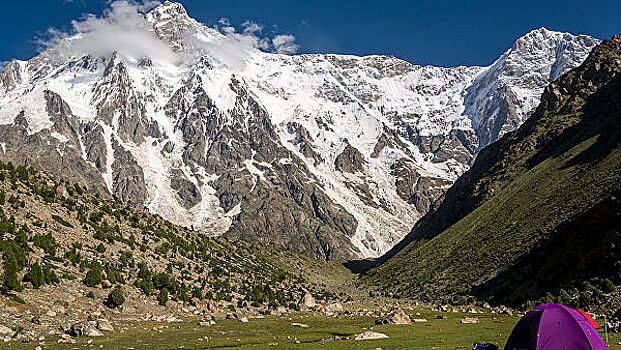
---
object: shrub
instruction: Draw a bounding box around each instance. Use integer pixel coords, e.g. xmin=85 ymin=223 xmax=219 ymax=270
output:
xmin=32 ymin=234 xmax=57 ymax=256
xmin=105 ymin=286 xmax=125 ymax=308
xmin=134 ymin=278 xmax=154 ymax=296
xmin=158 ymin=288 xmax=169 ymax=306
xmin=600 ymin=278 xmax=616 ymax=293
xmin=51 ymin=214 xmax=74 ymax=228
xmin=13 ymin=295 xmax=25 ymax=304
xmin=96 ymin=243 xmax=106 ymax=254
xmin=105 ymin=267 xmax=125 ymax=285
xmin=43 ymin=266 xmax=59 ymax=284
xmin=23 ymin=263 xmax=45 ymax=289
xmin=84 ymin=262 xmax=103 ymax=287
xmin=86 ymin=291 xmax=95 ymax=299
xmin=2 ymin=259 xmax=23 ymax=292
xmin=62 ymin=273 xmax=77 ymax=280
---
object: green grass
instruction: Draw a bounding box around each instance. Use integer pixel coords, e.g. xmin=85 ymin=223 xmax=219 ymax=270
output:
xmin=3 ymin=311 xmax=620 ymax=349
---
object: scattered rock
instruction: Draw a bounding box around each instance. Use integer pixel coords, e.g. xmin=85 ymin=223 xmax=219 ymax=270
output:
xmin=323 ymin=302 xmax=344 ymax=313
xmin=355 ymin=331 xmax=389 ymax=341
xmin=412 ymin=318 xmax=427 ymax=323
xmin=0 ymin=325 xmax=13 ymax=336
xmin=460 ymin=317 xmax=479 ymax=324
xmin=50 ymin=301 xmax=68 ymax=314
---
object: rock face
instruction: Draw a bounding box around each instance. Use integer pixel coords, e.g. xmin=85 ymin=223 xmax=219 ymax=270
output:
xmin=0 ymin=1 xmax=599 ymax=258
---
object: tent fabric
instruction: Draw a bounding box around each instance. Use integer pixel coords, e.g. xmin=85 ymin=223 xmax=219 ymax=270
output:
xmin=505 ymin=303 xmax=608 ymax=350
xmin=574 ymin=308 xmax=601 ymax=329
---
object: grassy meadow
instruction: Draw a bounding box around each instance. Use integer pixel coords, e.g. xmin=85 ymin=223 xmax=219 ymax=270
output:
xmin=3 ymin=309 xmax=619 ymax=350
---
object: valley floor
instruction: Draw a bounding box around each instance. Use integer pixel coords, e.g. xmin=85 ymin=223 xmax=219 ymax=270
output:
xmin=2 ymin=309 xmax=618 ymax=350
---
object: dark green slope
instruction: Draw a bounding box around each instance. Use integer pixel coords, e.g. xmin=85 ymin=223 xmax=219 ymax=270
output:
xmin=365 ymin=35 xmax=621 ymax=308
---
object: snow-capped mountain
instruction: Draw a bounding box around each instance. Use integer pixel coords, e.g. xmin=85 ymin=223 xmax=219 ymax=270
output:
xmin=0 ymin=1 xmax=599 ymax=259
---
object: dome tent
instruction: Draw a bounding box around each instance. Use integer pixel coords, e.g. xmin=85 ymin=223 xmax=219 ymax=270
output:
xmin=505 ymin=303 xmax=607 ymax=350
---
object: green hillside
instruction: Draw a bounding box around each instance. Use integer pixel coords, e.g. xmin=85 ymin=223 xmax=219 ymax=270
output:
xmin=365 ymin=35 xmax=621 ymax=310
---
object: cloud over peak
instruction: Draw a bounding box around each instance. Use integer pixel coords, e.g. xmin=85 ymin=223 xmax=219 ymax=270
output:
xmin=38 ymin=1 xmax=300 ymax=69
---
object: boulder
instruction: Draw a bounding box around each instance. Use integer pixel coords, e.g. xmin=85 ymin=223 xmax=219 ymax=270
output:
xmin=355 ymin=331 xmax=389 ymax=341
xmin=375 ymin=308 xmax=411 ymax=325
xmin=323 ymin=302 xmax=344 ymax=313
xmin=69 ymin=323 xmax=104 ymax=337
xmin=0 ymin=325 xmax=13 ymax=336
xmin=297 ymin=292 xmax=316 ymax=311
xmin=291 ymin=323 xmax=310 ymax=328
xmin=96 ymin=320 xmax=114 ymax=332
xmin=460 ymin=317 xmax=479 ymax=324
xmin=412 ymin=318 xmax=428 ymax=323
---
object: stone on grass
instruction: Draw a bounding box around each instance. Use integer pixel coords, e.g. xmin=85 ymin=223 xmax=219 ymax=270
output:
xmin=290 ymin=323 xmax=310 ymax=328
xmin=355 ymin=331 xmax=389 ymax=341
xmin=96 ymin=320 xmax=114 ymax=332
xmin=375 ymin=308 xmax=411 ymax=325
xmin=460 ymin=316 xmax=479 ymax=324
xmin=70 ymin=323 xmax=103 ymax=337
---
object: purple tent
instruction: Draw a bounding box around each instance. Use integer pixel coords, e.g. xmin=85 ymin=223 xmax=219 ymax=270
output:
xmin=505 ymin=303 xmax=608 ymax=350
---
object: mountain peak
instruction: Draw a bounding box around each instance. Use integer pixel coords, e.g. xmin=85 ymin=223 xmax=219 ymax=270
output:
xmin=149 ymin=1 xmax=189 ymax=20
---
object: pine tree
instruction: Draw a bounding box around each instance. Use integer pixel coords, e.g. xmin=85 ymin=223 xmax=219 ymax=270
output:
xmin=158 ymin=288 xmax=169 ymax=306
xmin=105 ymin=286 xmax=125 ymax=308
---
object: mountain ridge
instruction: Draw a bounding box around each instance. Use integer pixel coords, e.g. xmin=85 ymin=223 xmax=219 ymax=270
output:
xmin=364 ymin=34 xmax=621 ymax=307
xmin=0 ymin=1 xmax=600 ymax=259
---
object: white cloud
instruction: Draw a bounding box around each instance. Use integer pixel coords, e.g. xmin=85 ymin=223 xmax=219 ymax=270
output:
xmin=37 ymin=0 xmax=300 ymax=71
xmin=241 ymin=21 xmax=263 ymax=34
xmin=272 ymin=34 xmax=299 ymax=55
xmin=40 ymin=0 xmax=178 ymax=65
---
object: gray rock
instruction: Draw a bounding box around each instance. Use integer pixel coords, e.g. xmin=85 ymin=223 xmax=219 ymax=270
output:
xmin=354 ymin=331 xmax=389 ymax=341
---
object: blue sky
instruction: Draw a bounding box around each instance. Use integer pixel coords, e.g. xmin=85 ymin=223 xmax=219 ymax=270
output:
xmin=2 ymin=0 xmax=620 ymax=67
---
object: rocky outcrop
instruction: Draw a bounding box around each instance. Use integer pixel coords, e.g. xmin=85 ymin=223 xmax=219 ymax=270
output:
xmin=334 ymin=143 xmax=366 ymax=173
xmin=390 ymin=159 xmax=452 ymax=215
xmin=170 ymin=169 xmax=202 ymax=209
xmin=0 ymin=61 xmax=22 ymax=91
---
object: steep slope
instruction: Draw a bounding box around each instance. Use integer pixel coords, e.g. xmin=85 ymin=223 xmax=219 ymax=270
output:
xmin=0 ymin=1 xmax=599 ymax=258
xmin=0 ymin=160 xmax=331 ymax=329
xmin=365 ymin=35 xmax=621 ymax=308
